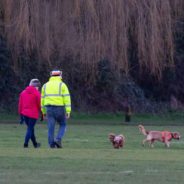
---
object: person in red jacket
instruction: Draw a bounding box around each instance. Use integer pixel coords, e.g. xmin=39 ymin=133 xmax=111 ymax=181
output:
xmin=19 ymin=79 xmax=42 ymax=148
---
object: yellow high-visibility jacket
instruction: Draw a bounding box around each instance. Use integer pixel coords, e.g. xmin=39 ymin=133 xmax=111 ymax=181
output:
xmin=41 ymin=77 xmax=71 ymax=115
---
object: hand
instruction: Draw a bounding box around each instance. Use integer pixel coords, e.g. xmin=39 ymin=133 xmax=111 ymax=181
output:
xmin=40 ymin=115 xmax=43 ymax=121
xmin=43 ymin=114 xmax=47 ymax=120
xmin=19 ymin=115 xmax=24 ymax=124
xmin=66 ymin=113 xmax=70 ymax=119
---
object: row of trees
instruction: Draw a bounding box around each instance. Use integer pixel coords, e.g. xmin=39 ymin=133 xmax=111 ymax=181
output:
xmin=0 ymin=0 xmax=184 ymax=113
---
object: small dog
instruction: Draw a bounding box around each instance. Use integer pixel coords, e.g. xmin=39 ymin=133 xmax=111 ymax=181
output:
xmin=109 ymin=133 xmax=125 ymax=149
xmin=139 ymin=125 xmax=181 ymax=148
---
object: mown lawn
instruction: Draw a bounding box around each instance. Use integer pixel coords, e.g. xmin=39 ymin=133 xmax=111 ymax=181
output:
xmin=0 ymin=119 xmax=184 ymax=184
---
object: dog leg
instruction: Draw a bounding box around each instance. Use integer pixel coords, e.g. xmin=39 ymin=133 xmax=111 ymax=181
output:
xmin=142 ymin=139 xmax=148 ymax=146
xmin=149 ymin=140 xmax=154 ymax=148
xmin=165 ymin=141 xmax=170 ymax=148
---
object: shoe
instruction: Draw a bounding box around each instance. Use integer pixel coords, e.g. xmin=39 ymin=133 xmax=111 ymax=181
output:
xmin=34 ymin=143 xmax=41 ymax=148
xmin=24 ymin=143 xmax=28 ymax=148
xmin=54 ymin=140 xmax=62 ymax=148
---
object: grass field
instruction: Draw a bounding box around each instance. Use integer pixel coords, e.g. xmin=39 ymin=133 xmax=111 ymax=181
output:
xmin=0 ymin=113 xmax=184 ymax=184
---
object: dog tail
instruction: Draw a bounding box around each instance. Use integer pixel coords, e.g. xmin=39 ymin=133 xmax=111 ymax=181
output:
xmin=119 ymin=135 xmax=125 ymax=148
xmin=139 ymin=125 xmax=149 ymax=135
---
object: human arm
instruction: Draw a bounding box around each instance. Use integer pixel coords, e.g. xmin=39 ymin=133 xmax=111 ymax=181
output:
xmin=18 ymin=93 xmax=24 ymax=124
xmin=62 ymin=83 xmax=71 ymax=115
xmin=36 ymin=91 xmax=44 ymax=121
xmin=37 ymin=91 xmax=43 ymax=115
xmin=41 ymin=85 xmax=47 ymax=115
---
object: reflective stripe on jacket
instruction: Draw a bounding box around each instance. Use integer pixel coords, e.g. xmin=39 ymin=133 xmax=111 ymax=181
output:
xmin=41 ymin=77 xmax=71 ymax=114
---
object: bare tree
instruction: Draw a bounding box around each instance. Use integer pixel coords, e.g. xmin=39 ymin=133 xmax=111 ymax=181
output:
xmin=1 ymin=0 xmax=184 ymax=78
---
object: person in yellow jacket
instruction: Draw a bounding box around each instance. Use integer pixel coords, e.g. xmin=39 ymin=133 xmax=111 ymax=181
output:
xmin=41 ymin=69 xmax=71 ymax=148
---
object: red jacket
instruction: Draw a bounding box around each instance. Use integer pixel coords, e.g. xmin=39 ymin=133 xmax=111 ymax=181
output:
xmin=19 ymin=86 xmax=42 ymax=119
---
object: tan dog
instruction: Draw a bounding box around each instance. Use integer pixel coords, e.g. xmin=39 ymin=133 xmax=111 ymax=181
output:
xmin=139 ymin=125 xmax=181 ymax=148
xmin=109 ymin=133 xmax=125 ymax=149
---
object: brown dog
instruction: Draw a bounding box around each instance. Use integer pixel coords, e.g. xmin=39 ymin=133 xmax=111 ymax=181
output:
xmin=139 ymin=125 xmax=181 ymax=148
xmin=109 ymin=133 xmax=125 ymax=149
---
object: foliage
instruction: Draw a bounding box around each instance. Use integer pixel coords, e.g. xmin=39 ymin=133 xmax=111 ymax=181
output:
xmin=2 ymin=0 xmax=184 ymax=78
xmin=0 ymin=35 xmax=17 ymax=111
xmin=0 ymin=1 xmax=184 ymax=113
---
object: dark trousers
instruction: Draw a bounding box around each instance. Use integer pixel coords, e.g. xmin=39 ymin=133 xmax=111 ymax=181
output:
xmin=23 ymin=116 xmax=37 ymax=146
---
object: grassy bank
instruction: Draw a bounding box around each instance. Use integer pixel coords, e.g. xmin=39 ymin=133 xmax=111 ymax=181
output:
xmin=0 ymin=123 xmax=184 ymax=184
xmin=1 ymin=110 xmax=184 ymax=125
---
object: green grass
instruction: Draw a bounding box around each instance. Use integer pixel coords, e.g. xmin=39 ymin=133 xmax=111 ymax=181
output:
xmin=0 ymin=121 xmax=184 ymax=184
xmin=1 ymin=110 xmax=184 ymax=125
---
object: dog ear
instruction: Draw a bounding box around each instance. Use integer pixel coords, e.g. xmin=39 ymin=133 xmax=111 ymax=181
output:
xmin=108 ymin=133 xmax=115 ymax=143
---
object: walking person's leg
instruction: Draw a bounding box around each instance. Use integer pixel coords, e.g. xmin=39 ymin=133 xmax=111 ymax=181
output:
xmin=30 ymin=128 xmax=36 ymax=145
xmin=55 ymin=106 xmax=67 ymax=148
xmin=24 ymin=116 xmax=36 ymax=148
xmin=24 ymin=116 xmax=30 ymax=148
xmin=55 ymin=120 xmax=66 ymax=148
xmin=47 ymin=107 xmax=56 ymax=148
xmin=30 ymin=121 xmax=41 ymax=148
